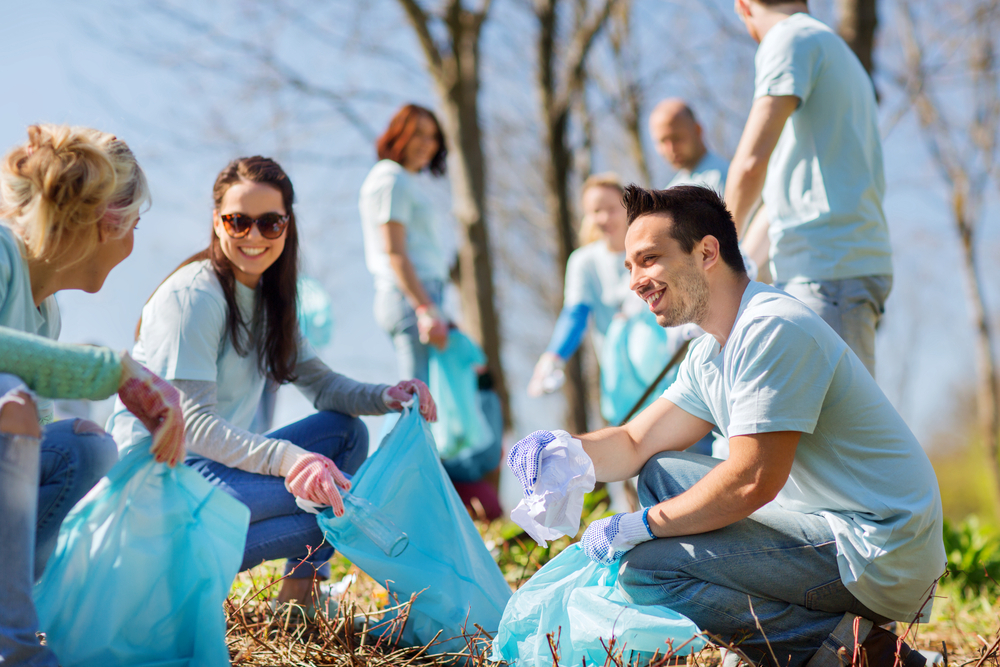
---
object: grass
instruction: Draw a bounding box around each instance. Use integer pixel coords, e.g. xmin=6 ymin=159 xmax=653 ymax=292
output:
xmin=223 ymin=492 xmax=1000 ymax=667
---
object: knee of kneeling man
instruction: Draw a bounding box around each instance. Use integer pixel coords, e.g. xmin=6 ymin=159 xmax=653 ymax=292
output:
xmin=0 ymin=393 xmax=41 ymax=438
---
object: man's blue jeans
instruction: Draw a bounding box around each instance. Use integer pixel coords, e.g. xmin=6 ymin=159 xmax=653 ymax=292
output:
xmin=0 ymin=376 xmax=119 ymax=667
xmin=618 ymin=452 xmax=889 ymax=667
xmin=186 ymin=411 xmax=369 ymax=580
xmin=776 ymin=276 xmax=892 ymax=377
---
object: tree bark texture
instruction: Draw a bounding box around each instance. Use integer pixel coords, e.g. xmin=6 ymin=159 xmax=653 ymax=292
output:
xmin=837 ymin=0 xmax=878 ymax=76
xmin=397 ymin=0 xmax=511 ymax=428
xmin=533 ymin=0 xmax=614 ymax=434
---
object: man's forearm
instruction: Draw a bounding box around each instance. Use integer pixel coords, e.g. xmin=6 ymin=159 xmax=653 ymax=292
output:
xmin=578 ymin=425 xmax=649 ymax=482
xmin=725 ymin=158 xmax=768 ymax=237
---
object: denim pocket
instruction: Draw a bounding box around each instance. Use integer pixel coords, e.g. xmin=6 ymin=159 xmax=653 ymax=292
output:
xmin=804 ymin=577 xmax=855 ymax=613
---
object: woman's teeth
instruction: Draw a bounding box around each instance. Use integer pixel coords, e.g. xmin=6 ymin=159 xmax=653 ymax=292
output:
xmin=241 ymin=247 xmax=266 ymax=257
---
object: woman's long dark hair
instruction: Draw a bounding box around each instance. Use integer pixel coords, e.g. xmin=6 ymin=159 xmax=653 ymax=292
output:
xmin=139 ymin=156 xmax=300 ymax=384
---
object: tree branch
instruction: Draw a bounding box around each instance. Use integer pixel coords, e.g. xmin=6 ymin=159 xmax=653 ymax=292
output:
xmin=397 ymin=0 xmax=446 ymax=78
xmin=554 ymin=0 xmax=615 ymax=114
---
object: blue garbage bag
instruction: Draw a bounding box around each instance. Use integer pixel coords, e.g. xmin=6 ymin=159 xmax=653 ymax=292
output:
xmin=297 ymin=275 xmax=335 ymax=349
xmin=600 ymin=309 xmax=682 ymax=425
xmin=317 ymin=402 xmax=511 ymax=654
xmin=440 ymin=386 xmax=503 ymax=483
xmin=492 ymin=544 xmax=704 ymax=666
xmin=429 ymin=330 xmax=494 ymax=461
xmin=34 ymin=442 xmax=250 ymax=667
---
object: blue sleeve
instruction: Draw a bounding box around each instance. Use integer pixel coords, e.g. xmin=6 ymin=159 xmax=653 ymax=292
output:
xmin=545 ymin=303 xmax=591 ymax=359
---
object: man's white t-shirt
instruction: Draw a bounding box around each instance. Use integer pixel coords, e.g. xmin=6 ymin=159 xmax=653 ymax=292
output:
xmin=755 ymin=13 xmax=892 ymax=284
xmin=662 ymin=282 xmax=944 ymax=621
xmin=666 ymin=151 xmax=729 ymax=197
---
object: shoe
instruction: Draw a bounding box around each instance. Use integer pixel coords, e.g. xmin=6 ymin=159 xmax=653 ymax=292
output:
xmin=859 ymin=626 xmax=926 ymax=667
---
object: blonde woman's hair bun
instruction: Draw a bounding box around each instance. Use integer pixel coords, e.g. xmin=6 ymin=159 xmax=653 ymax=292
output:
xmin=1 ymin=124 xmax=149 ymax=264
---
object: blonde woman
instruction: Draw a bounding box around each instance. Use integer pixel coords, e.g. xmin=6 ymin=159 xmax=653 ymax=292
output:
xmin=527 ymin=174 xmax=637 ymax=398
xmin=0 ymin=125 xmax=183 ymax=666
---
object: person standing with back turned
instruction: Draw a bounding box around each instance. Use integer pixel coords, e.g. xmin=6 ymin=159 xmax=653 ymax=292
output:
xmin=724 ymin=0 xmax=891 ymax=376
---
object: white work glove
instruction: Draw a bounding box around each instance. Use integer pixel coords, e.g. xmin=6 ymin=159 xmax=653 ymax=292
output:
xmin=507 ymin=429 xmax=555 ymax=495
xmin=527 ymin=352 xmax=565 ymax=397
xmin=507 ymin=429 xmax=596 ymax=546
xmin=118 ymin=352 xmax=185 ymax=467
xmin=581 ymin=509 xmax=656 ymax=565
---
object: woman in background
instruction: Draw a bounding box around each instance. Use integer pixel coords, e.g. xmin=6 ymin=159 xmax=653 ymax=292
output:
xmin=359 ymin=104 xmax=450 ymax=383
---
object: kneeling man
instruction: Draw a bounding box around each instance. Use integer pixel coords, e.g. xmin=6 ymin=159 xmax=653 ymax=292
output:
xmin=509 ymin=185 xmax=943 ymax=667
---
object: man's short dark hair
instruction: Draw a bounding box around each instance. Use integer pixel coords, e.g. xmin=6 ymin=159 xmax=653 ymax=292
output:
xmin=622 ymin=184 xmax=747 ymax=275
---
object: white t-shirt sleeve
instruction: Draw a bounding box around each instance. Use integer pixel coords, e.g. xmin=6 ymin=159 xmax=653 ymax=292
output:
xmin=754 ymin=23 xmax=817 ymax=102
xmin=726 ymin=316 xmax=836 ymax=436
xmin=562 ymin=248 xmax=594 ymax=307
xmin=367 ymin=169 xmax=413 ymax=228
xmin=661 ymin=343 xmax=715 ymax=424
xmin=139 ymin=285 xmax=226 ymax=382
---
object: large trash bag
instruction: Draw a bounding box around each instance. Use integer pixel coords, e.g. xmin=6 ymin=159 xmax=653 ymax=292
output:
xmin=317 ymin=402 xmax=511 ymax=655
xmin=492 ymin=544 xmax=704 ymax=666
xmin=601 ymin=309 xmax=684 ymax=425
xmin=428 ymin=329 xmax=495 ymax=461
xmin=441 ymin=385 xmax=503 ymax=483
xmin=34 ymin=441 xmax=250 ymax=667
xmin=297 ymin=275 xmax=335 ymax=349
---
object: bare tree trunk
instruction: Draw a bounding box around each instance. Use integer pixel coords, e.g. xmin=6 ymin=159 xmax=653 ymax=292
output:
xmin=837 ymin=0 xmax=878 ymax=76
xmin=397 ymin=0 xmax=511 ymax=428
xmin=534 ymin=0 xmax=613 ymax=434
xmin=608 ymin=0 xmax=652 ymax=186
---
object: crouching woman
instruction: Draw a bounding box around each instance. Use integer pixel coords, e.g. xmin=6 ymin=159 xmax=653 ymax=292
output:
xmin=109 ymin=156 xmax=436 ymax=610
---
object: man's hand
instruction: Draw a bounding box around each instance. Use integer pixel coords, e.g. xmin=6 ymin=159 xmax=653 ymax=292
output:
xmin=507 ymin=429 xmax=557 ymax=495
xmin=581 ymin=509 xmax=656 ymax=564
xmin=118 ymin=352 xmax=185 ymax=466
xmin=382 ymin=379 xmax=437 ymax=422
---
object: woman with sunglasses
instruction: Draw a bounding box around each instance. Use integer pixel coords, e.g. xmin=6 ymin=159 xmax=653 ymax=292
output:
xmin=108 ymin=156 xmax=437 ymax=611
xmin=359 ymin=104 xmax=450 ymax=383
xmin=0 ymin=124 xmax=183 ymax=666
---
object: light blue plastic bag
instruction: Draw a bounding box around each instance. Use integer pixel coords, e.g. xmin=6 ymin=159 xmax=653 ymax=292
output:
xmin=429 ymin=329 xmax=495 ymax=460
xmin=317 ymin=403 xmax=511 ymax=654
xmin=34 ymin=441 xmax=250 ymax=667
xmin=297 ymin=275 xmax=335 ymax=349
xmin=492 ymin=544 xmax=704 ymax=666
xmin=600 ymin=310 xmax=680 ymax=425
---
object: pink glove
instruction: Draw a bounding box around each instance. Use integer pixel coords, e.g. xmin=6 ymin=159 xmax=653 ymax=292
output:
xmin=415 ymin=305 xmax=449 ymax=350
xmin=284 ymin=452 xmax=351 ymax=517
xmin=118 ymin=352 xmax=185 ymax=467
xmin=382 ymin=379 xmax=437 ymax=423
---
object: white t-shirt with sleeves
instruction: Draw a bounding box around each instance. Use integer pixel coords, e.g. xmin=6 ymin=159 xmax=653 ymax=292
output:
xmin=666 ymin=151 xmax=729 ymax=196
xmin=109 ymin=260 xmax=317 ymax=448
xmin=662 ymin=282 xmax=944 ymax=622
xmin=755 ymin=13 xmax=892 ymax=284
xmin=359 ymin=159 xmax=448 ymax=292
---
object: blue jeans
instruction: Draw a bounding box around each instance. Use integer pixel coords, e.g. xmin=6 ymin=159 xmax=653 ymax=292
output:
xmin=186 ymin=411 xmax=369 ymax=579
xmin=373 ymin=281 xmax=444 ymax=384
xmin=776 ymin=276 xmax=892 ymax=377
xmin=617 ymin=452 xmax=888 ymax=667
xmin=0 ymin=377 xmax=119 ymax=667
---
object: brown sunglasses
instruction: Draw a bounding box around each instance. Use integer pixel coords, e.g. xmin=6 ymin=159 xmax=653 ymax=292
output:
xmin=219 ymin=212 xmax=289 ymax=239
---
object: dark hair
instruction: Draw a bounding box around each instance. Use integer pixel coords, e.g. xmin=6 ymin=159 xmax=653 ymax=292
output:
xmin=622 ymin=184 xmax=746 ymax=275
xmin=139 ymin=156 xmax=300 ymax=384
xmin=375 ymin=104 xmax=447 ymax=177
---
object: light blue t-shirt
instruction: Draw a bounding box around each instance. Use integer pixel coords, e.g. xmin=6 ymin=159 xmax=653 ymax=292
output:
xmin=109 ymin=260 xmax=317 ymax=448
xmin=755 ymin=13 xmax=892 ymax=284
xmin=359 ymin=159 xmax=449 ymax=292
xmin=666 ymin=151 xmax=728 ymax=196
xmin=0 ymin=224 xmax=61 ymax=422
xmin=563 ymin=241 xmax=639 ymax=356
xmin=662 ymin=282 xmax=944 ymax=622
